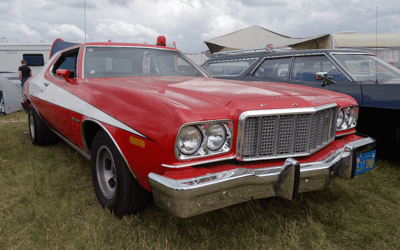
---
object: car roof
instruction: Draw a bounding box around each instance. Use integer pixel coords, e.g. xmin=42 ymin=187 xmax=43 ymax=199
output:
xmin=208 ymin=49 xmax=374 ymax=61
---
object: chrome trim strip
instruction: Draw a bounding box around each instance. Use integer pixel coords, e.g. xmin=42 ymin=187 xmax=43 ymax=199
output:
xmin=161 ymin=155 xmax=237 ymax=169
xmin=81 ymin=45 xmax=86 ymax=79
xmin=50 ymin=128 xmax=91 ymax=161
xmin=80 ymin=118 xmax=137 ymax=179
xmin=238 ymin=103 xmax=337 ymax=120
xmin=336 ymin=130 xmax=357 ymax=137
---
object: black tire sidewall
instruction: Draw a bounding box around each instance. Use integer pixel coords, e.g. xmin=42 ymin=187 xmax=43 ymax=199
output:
xmin=28 ymin=104 xmax=38 ymax=145
xmin=91 ymin=130 xmax=128 ymax=213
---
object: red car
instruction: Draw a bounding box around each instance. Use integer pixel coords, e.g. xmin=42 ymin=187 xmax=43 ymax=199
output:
xmin=22 ymin=37 xmax=376 ymax=218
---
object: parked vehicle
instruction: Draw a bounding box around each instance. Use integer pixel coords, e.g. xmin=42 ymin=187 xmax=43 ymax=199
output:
xmin=22 ymin=38 xmax=376 ymax=218
xmin=0 ymin=42 xmax=51 ymax=77
xmin=202 ymin=49 xmax=400 ymax=153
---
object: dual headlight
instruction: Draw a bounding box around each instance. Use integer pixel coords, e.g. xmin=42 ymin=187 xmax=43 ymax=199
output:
xmin=336 ymin=106 xmax=358 ymax=131
xmin=175 ymin=120 xmax=233 ymax=160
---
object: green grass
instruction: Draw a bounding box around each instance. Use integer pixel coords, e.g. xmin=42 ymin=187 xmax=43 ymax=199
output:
xmin=1 ymin=111 xmax=400 ymax=249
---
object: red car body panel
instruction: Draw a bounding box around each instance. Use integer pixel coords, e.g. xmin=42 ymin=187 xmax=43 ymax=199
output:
xmin=22 ymin=42 xmax=369 ymax=195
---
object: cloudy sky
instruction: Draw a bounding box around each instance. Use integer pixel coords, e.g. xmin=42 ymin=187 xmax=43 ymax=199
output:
xmin=1 ymin=0 xmax=399 ymax=53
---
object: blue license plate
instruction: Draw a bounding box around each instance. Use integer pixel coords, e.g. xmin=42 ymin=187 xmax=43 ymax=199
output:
xmin=355 ymin=150 xmax=376 ymax=176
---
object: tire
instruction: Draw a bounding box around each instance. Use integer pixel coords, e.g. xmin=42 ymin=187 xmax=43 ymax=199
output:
xmin=91 ymin=130 xmax=150 ymax=216
xmin=28 ymin=103 xmax=59 ymax=146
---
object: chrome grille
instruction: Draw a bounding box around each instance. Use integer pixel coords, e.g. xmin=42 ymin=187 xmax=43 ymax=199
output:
xmin=239 ymin=105 xmax=337 ymax=161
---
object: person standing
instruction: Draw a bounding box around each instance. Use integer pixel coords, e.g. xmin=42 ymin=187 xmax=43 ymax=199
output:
xmin=19 ymin=60 xmax=32 ymax=89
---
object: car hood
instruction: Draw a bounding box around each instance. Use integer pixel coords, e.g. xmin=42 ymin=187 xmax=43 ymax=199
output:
xmin=84 ymin=76 xmax=348 ymax=110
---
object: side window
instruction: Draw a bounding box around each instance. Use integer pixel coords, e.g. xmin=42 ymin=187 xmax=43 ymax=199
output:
xmin=204 ymin=59 xmax=257 ymax=77
xmin=52 ymin=48 xmax=80 ymax=79
xmin=23 ymin=54 xmax=44 ymax=66
xmin=290 ymin=56 xmax=347 ymax=82
xmin=253 ymin=57 xmax=291 ymax=82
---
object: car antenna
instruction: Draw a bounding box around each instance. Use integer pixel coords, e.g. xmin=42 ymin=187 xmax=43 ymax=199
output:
xmin=84 ymin=0 xmax=89 ymax=83
xmin=375 ymin=7 xmax=378 ymax=84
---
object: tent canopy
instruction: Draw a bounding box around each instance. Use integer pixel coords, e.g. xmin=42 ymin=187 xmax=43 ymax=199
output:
xmin=0 ymin=75 xmax=23 ymax=115
xmin=205 ymin=25 xmax=331 ymax=54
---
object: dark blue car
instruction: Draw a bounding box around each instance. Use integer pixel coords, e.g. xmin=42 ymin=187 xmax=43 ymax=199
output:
xmin=202 ymin=49 xmax=400 ymax=154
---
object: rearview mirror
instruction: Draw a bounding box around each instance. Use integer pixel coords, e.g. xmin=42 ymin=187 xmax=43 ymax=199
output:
xmin=56 ymin=69 xmax=71 ymax=82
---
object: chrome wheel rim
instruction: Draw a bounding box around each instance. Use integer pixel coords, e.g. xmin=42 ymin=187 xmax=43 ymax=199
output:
xmin=29 ymin=110 xmax=35 ymax=140
xmin=96 ymin=145 xmax=117 ymax=199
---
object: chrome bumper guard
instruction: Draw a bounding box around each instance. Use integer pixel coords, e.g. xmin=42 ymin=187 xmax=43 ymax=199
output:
xmin=148 ymin=137 xmax=376 ymax=218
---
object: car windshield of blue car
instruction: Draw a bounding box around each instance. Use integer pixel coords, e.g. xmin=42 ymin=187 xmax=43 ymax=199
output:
xmin=84 ymin=46 xmax=208 ymax=78
xmin=333 ymin=54 xmax=400 ymax=83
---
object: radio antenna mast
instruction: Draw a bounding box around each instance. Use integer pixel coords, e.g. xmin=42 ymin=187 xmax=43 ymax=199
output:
xmin=84 ymin=0 xmax=89 ymax=83
xmin=84 ymin=0 xmax=87 ymax=44
xmin=375 ymin=7 xmax=378 ymax=84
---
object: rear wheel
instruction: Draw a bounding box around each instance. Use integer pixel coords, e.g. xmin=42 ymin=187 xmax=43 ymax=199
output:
xmin=91 ymin=130 xmax=150 ymax=216
xmin=28 ymin=103 xmax=58 ymax=146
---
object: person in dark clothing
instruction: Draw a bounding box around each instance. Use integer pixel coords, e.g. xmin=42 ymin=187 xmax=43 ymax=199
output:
xmin=19 ymin=60 xmax=32 ymax=89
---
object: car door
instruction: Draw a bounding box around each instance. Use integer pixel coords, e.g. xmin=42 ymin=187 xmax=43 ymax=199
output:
xmin=286 ymin=55 xmax=363 ymax=105
xmin=40 ymin=47 xmax=81 ymax=141
xmin=360 ymin=82 xmax=400 ymax=109
xmin=242 ymin=57 xmax=291 ymax=83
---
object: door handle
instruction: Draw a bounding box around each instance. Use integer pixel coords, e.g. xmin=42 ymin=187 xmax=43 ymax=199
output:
xmin=43 ymin=82 xmax=49 ymax=87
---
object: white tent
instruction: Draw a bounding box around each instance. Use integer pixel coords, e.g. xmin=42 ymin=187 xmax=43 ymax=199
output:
xmin=205 ymin=25 xmax=332 ymax=54
xmin=0 ymin=75 xmax=23 ymax=115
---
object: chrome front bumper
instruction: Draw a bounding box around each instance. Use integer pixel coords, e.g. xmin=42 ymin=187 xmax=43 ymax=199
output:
xmin=148 ymin=137 xmax=376 ymax=218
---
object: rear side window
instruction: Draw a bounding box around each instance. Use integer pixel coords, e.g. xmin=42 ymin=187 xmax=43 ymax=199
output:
xmin=253 ymin=57 xmax=291 ymax=82
xmin=23 ymin=54 xmax=44 ymax=66
xmin=204 ymin=59 xmax=257 ymax=76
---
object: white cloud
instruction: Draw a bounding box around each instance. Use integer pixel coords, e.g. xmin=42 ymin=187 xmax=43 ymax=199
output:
xmin=95 ymin=20 xmax=158 ymax=42
xmin=46 ymin=24 xmax=87 ymax=41
xmin=201 ymin=15 xmax=247 ymax=41
xmin=0 ymin=0 xmax=400 ymax=53
xmin=3 ymin=23 xmax=45 ymax=43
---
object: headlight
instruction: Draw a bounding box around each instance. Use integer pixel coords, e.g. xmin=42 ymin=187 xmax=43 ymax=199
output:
xmin=177 ymin=126 xmax=202 ymax=155
xmin=337 ymin=109 xmax=344 ymax=128
xmin=207 ymin=123 xmax=226 ymax=151
xmin=336 ymin=106 xmax=358 ymax=131
xmin=175 ymin=120 xmax=233 ymax=160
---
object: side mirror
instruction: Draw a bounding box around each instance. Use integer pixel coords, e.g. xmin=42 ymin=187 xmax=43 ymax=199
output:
xmin=316 ymin=72 xmax=337 ymax=87
xmin=56 ymin=69 xmax=71 ymax=82
xmin=316 ymin=72 xmax=328 ymax=80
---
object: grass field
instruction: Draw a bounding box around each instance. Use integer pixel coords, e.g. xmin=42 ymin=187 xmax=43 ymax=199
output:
xmin=1 ymin=111 xmax=400 ymax=249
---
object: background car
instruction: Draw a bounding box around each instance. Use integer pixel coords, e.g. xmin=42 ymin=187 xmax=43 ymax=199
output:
xmin=22 ymin=39 xmax=376 ymax=218
xmin=202 ymin=49 xmax=400 ymax=156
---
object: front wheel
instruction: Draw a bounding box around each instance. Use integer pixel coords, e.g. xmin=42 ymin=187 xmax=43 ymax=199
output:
xmin=91 ymin=130 xmax=150 ymax=216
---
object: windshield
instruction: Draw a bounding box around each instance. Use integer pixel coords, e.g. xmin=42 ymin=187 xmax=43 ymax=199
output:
xmin=84 ymin=46 xmax=208 ymax=78
xmin=333 ymin=53 xmax=400 ymax=83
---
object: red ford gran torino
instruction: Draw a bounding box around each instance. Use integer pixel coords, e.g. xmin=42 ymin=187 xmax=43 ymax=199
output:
xmin=22 ymin=37 xmax=376 ymax=218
